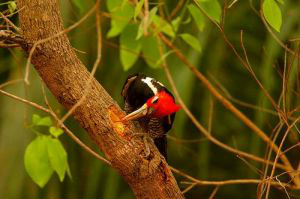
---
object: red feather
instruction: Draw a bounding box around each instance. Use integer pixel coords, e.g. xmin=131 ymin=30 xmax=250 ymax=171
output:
xmin=146 ymin=91 xmax=181 ymax=118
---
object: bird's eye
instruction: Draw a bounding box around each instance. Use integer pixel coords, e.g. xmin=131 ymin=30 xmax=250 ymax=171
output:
xmin=152 ymin=98 xmax=159 ymax=104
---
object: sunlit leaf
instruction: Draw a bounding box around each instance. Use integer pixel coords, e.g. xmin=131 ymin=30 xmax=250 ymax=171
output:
xmin=24 ymin=136 xmax=53 ymax=187
xmin=187 ymin=4 xmax=205 ymax=31
xmin=263 ymin=0 xmax=282 ymax=32
xmin=136 ymin=7 xmax=158 ymax=40
xmin=107 ymin=0 xmax=123 ymax=11
xmin=182 ymin=16 xmax=192 ymax=24
xmin=32 ymin=114 xmax=52 ymax=127
xmin=8 ymin=1 xmax=17 ymax=14
xmin=32 ymin=114 xmax=41 ymax=125
xmin=136 ymin=21 xmax=144 ymax=40
xmin=155 ymin=50 xmax=174 ymax=67
xmin=147 ymin=7 xmax=158 ymax=27
xmin=47 ymin=138 xmax=69 ymax=182
xmin=180 ymin=33 xmax=202 ymax=52
xmin=153 ymin=15 xmax=175 ymax=38
xmin=134 ymin=0 xmax=144 ymax=21
xmin=171 ymin=16 xmax=181 ymax=32
xmin=196 ymin=0 xmax=222 ymax=23
xmin=107 ymin=0 xmax=134 ymax=38
xmin=49 ymin=127 xmax=64 ymax=138
xmin=38 ymin=117 xmax=52 ymax=126
xmin=120 ymin=24 xmax=142 ymax=70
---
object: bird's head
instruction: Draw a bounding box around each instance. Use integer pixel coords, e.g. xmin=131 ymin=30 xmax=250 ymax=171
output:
xmin=122 ymin=91 xmax=181 ymax=121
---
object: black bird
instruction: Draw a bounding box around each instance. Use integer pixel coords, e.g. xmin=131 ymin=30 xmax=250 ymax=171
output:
xmin=121 ymin=73 xmax=180 ymax=159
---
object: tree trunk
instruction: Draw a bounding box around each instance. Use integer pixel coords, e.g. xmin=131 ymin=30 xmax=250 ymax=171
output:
xmin=16 ymin=0 xmax=184 ymax=198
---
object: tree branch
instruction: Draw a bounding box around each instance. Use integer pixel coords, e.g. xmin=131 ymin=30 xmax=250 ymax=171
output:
xmin=14 ymin=0 xmax=184 ymax=198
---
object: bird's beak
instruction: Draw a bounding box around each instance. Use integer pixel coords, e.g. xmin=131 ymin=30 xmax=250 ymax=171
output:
xmin=122 ymin=104 xmax=150 ymax=121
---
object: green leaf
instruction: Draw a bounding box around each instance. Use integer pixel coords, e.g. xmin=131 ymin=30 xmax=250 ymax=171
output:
xmin=49 ymin=127 xmax=64 ymax=138
xmin=196 ymin=0 xmax=222 ymax=23
xmin=187 ymin=4 xmax=205 ymax=31
xmin=8 ymin=1 xmax=17 ymax=14
xmin=134 ymin=0 xmax=144 ymax=21
xmin=120 ymin=24 xmax=142 ymax=70
xmin=263 ymin=0 xmax=282 ymax=32
xmin=155 ymin=50 xmax=174 ymax=67
xmin=152 ymin=15 xmax=175 ymax=38
xmin=148 ymin=7 xmax=158 ymax=27
xmin=171 ymin=16 xmax=181 ymax=32
xmin=136 ymin=7 xmax=158 ymax=40
xmin=24 ymin=136 xmax=53 ymax=187
xmin=180 ymin=33 xmax=202 ymax=52
xmin=32 ymin=114 xmax=41 ymax=125
xmin=182 ymin=16 xmax=192 ymax=24
xmin=142 ymin=36 xmax=164 ymax=68
xmin=32 ymin=114 xmax=52 ymax=126
xmin=106 ymin=0 xmax=122 ymax=11
xmin=47 ymin=138 xmax=69 ymax=182
xmin=136 ymin=19 xmax=145 ymax=40
xmin=38 ymin=117 xmax=52 ymax=126
xmin=107 ymin=0 xmax=134 ymax=38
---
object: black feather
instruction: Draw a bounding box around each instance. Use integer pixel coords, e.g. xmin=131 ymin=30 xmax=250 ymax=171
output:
xmin=154 ymin=136 xmax=168 ymax=160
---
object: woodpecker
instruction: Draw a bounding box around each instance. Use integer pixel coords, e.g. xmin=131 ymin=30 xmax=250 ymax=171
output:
xmin=121 ymin=73 xmax=180 ymax=159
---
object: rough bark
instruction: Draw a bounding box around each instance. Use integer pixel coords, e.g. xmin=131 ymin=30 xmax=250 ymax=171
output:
xmin=16 ymin=0 xmax=184 ymax=198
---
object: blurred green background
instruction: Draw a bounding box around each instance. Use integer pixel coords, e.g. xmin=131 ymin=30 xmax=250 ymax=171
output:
xmin=1 ymin=0 xmax=300 ymax=198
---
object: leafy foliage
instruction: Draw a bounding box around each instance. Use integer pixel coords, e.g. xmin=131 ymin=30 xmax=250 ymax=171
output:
xmin=47 ymin=138 xmax=69 ymax=181
xmin=120 ymin=24 xmax=142 ymax=70
xmin=195 ymin=0 xmax=222 ymax=23
xmin=180 ymin=34 xmax=202 ymax=52
xmin=263 ymin=0 xmax=282 ymax=32
xmin=142 ymin=35 xmax=163 ymax=68
xmin=134 ymin=0 xmax=144 ymax=21
xmin=49 ymin=127 xmax=64 ymax=138
xmin=32 ymin=114 xmax=52 ymax=126
xmin=24 ymin=136 xmax=54 ymax=188
xmin=152 ymin=15 xmax=175 ymax=38
xmin=24 ymin=114 xmax=69 ymax=187
xmin=106 ymin=0 xmax=134 ymax=38
xmin=187 ymin=4 xmax=205 ymax=32
xmin=8 ymin=1 xmax=16 ymax=14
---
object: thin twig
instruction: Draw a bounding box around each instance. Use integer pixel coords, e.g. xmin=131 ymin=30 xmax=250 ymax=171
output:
xmin=181 ymin=178 xmax=290 ymax=187
xmin=181 ymin=182 xmax=196 ymax=194
xmin=170 ymin=0 xmax=185 ymax=18
xmin=265 ymin=117 xmax=300 ymax=199
xmin=208 ymin=186 xmax=219 ymax=199
xmin=157 ymin=35 xmax=287 ymax=170
xmin=158 ymin=33 xmax=292 ymax=172
xmin=0 ymin=79 xmax=23 ymax=89
xmin=0 ymin=12 xmax=20 ymax=32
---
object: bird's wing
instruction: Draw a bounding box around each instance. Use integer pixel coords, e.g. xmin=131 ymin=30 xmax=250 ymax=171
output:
xmin=121 ymin=73 xmax=145 ymax=98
